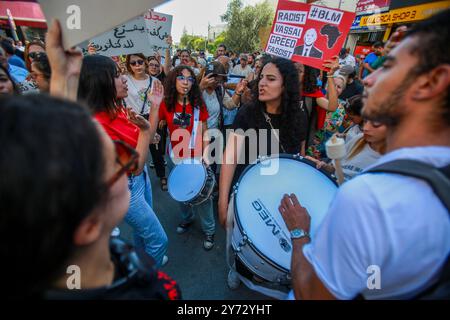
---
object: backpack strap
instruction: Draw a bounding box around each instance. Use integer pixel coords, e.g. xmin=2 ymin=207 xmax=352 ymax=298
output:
xmin=366 ymin=160 xmax=450 ymax=211
xmin=365 ymin=159 xmax=450 ymax=300
xmin=140 ymin=77 xmax=153 ymax=115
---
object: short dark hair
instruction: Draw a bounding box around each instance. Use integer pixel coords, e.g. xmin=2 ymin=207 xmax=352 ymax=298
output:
xmin=0 ymin=94 xmax=106 ymax=298
xmin=31 ymin=52 xmax=51 ymax=80
xmin=373 ymin=41 xmax=384 ymax=48
xmin=346 ymin=94 xmax=364 ymax=116
xmin=0 ymin=39 xmax=15 ymax=55
xmin=405 ymin=9 xmax=450 ymax=125
xmin=78 ymin=55 xmax=119 ymax=118
xmin=218 ymin=44 xmax=227 ymax=51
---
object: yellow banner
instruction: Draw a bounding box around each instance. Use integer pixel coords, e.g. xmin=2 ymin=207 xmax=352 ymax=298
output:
xmin=360 ymin=1 xmax=450 ymax=26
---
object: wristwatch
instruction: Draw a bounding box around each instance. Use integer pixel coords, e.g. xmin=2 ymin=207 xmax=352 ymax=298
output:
xmin=290 ymin=228 xmax=310 ymax=241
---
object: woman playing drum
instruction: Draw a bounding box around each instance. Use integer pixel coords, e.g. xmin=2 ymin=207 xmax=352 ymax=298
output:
xmin=160 ymin=65 xmax=216 ymax=251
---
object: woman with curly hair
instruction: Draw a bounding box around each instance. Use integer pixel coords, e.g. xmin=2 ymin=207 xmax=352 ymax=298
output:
xmin=218 ymin=57 xmax=309 ymax=289
xmin=159 ymin=65 xmax=216 ymax=251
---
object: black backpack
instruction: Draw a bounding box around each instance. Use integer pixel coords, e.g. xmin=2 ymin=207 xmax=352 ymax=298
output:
xmin=366 ymin=159 xmax=450 ymax=300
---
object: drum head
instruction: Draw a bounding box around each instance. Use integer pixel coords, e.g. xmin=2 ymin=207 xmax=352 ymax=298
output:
xmin=168 ymin=159 xmax=206 ymax=202
xmin=234 ymin=156 xmax=338 ymax=271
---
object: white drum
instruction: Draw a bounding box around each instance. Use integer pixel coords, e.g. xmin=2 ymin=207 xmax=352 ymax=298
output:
xmin=168 ymin=158 xmax=216 ymax=206
xmin=230 ymin=154 xmax=338 ymax=285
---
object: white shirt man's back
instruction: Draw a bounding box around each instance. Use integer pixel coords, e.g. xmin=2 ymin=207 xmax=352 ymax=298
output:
xmin=303 ymin=146 xmax=450 ymax=299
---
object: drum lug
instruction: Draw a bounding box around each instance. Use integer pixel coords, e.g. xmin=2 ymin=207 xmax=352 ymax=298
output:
xmin=257 ymin=155 xmax=268 ymax=163
xmin=232 ymin=183 xmax=239 ymax=194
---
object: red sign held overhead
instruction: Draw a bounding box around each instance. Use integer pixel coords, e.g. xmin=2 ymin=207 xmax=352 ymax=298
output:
xmin=265 ymin=0 xmax=356 ymax=71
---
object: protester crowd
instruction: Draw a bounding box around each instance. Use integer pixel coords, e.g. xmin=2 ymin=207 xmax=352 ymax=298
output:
xmin=0 ymin=8 xmax=449 ymax=301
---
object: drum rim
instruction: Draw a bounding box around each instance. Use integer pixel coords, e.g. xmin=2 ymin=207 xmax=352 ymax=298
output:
xmin=234 ymin=153 xmax=338 ymax=190
xmin=232 ymin=153 xmax=338 ymax=273
xmin=168 ymin=160 xmax=208 ymax=202
xmin=232 ymin=234 xmax=291 ymax=279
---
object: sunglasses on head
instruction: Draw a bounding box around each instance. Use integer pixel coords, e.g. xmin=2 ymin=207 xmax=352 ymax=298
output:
xmin=176 ymin=75 xmax=195 ymax=83
xmin=107 ymin=140 xmax=139 ymax=187
xmin=29 ymin=52 xmax=44 ymax=60
xmin=130 ymin=60 xmax=145 ymax=67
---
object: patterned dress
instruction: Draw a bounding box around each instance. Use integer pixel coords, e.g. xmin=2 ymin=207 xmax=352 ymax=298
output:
xmin=307 ymin=100 xmax=352 ymax=160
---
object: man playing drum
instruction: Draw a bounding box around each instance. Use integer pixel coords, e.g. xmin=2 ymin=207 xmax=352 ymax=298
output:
xmin=279 ymin=11 xmax=450 ymax=300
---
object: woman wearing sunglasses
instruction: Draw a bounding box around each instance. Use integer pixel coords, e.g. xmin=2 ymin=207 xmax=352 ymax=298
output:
xmin=18 ymin=40 xmax=45 ymax=94
xmin=160 ymin=65 xmax=216 ymax=251
xmin=124 ymin=53 xmax=154 ymax=117
xmin=0 ymin=93 xmax=180 ymax=299
xmin=306 ymin=119 xmax=387 ymax=181
xmin=78 ymin=54 xmax=169 ymax=268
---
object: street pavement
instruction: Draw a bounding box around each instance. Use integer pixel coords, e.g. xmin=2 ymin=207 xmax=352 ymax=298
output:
xmin=119 ymin=159 xmax=270 ymax=300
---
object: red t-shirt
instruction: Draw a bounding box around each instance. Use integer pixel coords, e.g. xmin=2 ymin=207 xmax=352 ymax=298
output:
xmin=303 ymin=90 xmax=326 ymax=130
xmin=95 ymin=107 xmax=139 ymax=148
xmin=159 ymin=100 xmax=209 ymax=159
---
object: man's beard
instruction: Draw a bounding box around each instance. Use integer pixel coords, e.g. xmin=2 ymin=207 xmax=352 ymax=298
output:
xmin=363 ymin=76 xmax=415 ymax=128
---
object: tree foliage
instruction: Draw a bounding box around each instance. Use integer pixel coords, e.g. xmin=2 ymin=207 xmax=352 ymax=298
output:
xmin=221 ymin=0 xmax=275 ymax=53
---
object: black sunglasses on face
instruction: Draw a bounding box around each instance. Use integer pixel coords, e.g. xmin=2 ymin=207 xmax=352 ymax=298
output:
xmin=130 ymin=60 xmax=145 ymax=66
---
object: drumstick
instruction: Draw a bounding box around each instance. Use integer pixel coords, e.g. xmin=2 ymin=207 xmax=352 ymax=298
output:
xmin=326 ymin=135 xmax=346 ymax=185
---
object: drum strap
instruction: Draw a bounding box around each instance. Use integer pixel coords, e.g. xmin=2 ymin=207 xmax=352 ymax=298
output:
xmin=262 ymin=111 xmax=286 ymax=153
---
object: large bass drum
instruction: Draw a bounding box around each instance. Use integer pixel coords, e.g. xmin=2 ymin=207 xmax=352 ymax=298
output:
xmin=230 ymin=154 xmax=338 ymax=286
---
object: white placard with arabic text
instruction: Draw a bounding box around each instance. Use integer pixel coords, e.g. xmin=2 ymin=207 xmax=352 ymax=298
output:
xmin=82 ymin=11 xmax=172 ymax=57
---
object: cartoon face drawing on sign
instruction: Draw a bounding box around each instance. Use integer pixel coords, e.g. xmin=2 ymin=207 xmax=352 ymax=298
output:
xmin=294 ymin=28 xmax=323 ymax=59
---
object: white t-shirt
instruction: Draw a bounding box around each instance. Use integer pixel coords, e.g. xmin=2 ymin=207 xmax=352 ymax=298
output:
xmin=231 ymin=64 xmax=254 ymax=78
xmin=341 ymin=134 xmax=382 ymax=181
xmin=303 ymin=146 xmax=450 ymax=299
xmin=124 ymin=75 xmax=153 ymax=115
xmin=339 ymin=54 xmax=356 ymax=68
xmin=345 ymin=124 xmax=363 ymax=142
xmin=202 ymin=89 xmax=221 ymax=129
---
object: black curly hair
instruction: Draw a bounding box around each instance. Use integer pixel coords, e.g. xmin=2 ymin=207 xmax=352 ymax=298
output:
xmin=248 ymin=57 xmax=306 ymax=152
xmin=164 ymin=65 xmax=204 ymax=113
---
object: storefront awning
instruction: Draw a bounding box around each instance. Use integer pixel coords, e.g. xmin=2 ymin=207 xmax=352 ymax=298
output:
xmin=0 ymin=1 xmax=47 ymax=29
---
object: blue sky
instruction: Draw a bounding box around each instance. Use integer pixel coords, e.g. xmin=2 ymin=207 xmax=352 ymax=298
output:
xmin=156 ymin=0 xmax=266 ymax=42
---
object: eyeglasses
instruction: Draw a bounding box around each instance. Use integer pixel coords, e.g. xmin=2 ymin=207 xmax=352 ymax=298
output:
xmin=130 ymin=60 xmax=145 ymax=67
xmin=107 ymin=140 xmax=139 ymax=187
xmin=177 ymin=75 xmax=195 ymax=83
xmin=149 ymin=63 xmax=160 ymax=68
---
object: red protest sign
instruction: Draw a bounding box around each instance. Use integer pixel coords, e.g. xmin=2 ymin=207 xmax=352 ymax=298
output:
xmin=265 ymin=0 xmax=356 ymax=71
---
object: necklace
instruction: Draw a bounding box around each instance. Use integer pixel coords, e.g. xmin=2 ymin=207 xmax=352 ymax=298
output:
xmin=262 ymin=111 xmax=286 ymax=153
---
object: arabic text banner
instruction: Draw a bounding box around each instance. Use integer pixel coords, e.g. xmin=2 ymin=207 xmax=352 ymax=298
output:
xmin=38 ymin=0 xmax=168 ymax=49
xmin=265 ymin=0 xmax=355 ymax=70
xmin=81 ymin=11 xmax=172 ymax=57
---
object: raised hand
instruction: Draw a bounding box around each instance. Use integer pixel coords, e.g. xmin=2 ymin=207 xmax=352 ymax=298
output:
xmin=323 ymin=55 xmax=340 ymax=74
xmin=200 ymin=73 xmax=216 ymax=91
xmin=46 ymin=19 xmax=83 ymax=101
xmin=148 ymin=79 xmax=164 ymax=108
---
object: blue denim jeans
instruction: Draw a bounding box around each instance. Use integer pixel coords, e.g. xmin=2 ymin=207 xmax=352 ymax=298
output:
xmin=125 ymin=166 xmax=168 ymax=268
xmin=180 ymin=199 xmax=215 ymax=236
